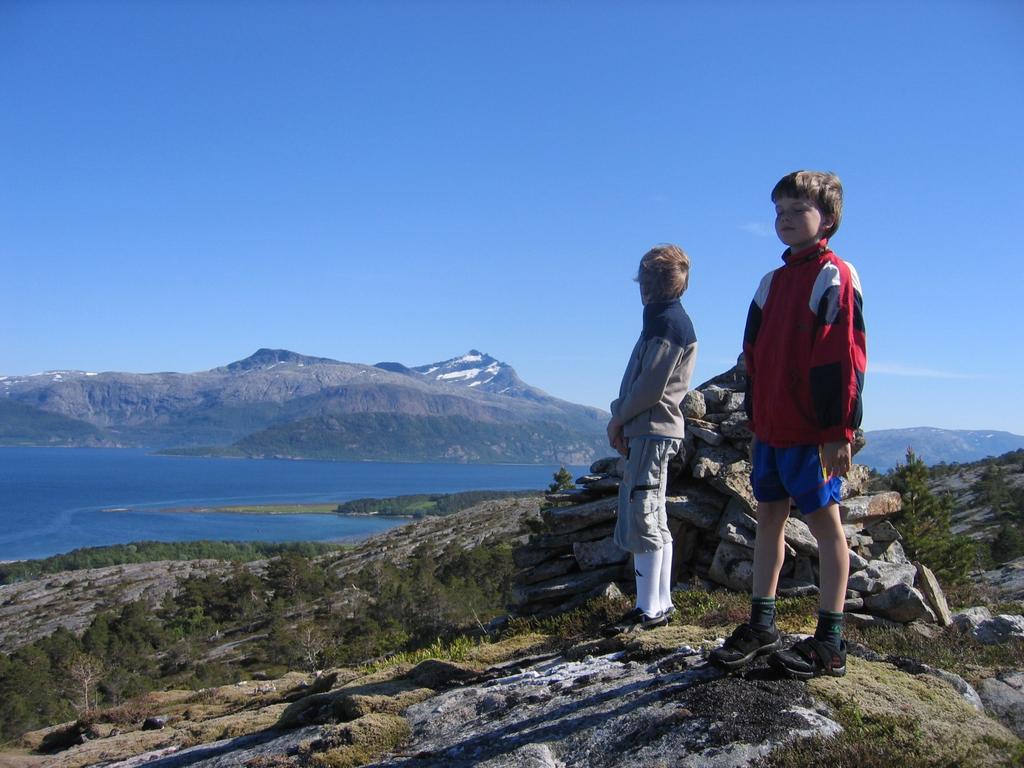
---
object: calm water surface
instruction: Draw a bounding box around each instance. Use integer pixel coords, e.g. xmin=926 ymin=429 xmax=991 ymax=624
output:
xmin=0 ymin=448 xmax=585 ymax=561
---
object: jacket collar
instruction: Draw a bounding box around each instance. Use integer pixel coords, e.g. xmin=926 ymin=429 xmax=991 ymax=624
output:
xmin=643 ymin=299 xmax=680 ymax=321
xmin=782 ymin=239 xmax=830 ymax=266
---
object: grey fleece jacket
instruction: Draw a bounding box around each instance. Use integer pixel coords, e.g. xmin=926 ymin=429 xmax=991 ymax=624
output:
xmin=610 ymin=299 xmax=698 ymax=439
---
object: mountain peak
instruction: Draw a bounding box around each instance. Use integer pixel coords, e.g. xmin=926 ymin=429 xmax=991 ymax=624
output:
xmin=225 ymin=349 xmax=339 ymax=372
xmin=399 ymin=350 xmax=559 ymax=404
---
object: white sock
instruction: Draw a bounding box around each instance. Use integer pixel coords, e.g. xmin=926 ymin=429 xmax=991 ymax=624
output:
xmin=659 ymin=543 xmax=674 ymax=614
xmin=634 ymin=549 xmax=662 ymax=617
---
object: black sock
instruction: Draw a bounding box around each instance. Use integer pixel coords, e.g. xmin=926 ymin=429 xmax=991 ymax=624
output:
xmin=814 ymin=610 xmax=844 ymax=649
xmin=749 ymin=596 xmax=776 ymax=630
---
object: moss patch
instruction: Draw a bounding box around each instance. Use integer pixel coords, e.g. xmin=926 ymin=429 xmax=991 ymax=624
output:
xmin=464 ymin=631 xmax=550 ymax=665
xmin=299 ymin=713 xmax=411 ymax=768
xmin=179 ymin=703 xmax=289 ymax=743
xmin=31 ymin=729 xmax=177 ymax=768
xmin=759 ymin=656 xmax=1020 ymax=767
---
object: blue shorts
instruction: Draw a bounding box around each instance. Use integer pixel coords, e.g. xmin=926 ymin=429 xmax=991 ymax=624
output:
xmin=751 ymin=442 xmax=842 ymax=515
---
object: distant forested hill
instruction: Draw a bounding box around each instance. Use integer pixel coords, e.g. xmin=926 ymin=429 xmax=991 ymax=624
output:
xmin=859 ymin=427 xmax=1024 ymax=470
xmin=0 ymin=399 xmax=107 ymax=445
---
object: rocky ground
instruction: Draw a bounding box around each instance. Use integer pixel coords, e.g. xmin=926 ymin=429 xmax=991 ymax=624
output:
xmin=0 ymin=497 xmax=543 ymax=656
xmin=931 ymin=454 xmax=1024 ymax=541
xmin=0 ymin=560 xmax=235 ymax=653
xmin=3 ymin=613 xmax=1019 ymax=768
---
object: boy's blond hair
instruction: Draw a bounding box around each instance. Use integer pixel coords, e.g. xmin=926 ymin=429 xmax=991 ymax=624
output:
xmin=637 ymin=244 xmax=690 ymax=302
xmin=771 ymin=171 xmax=844 ymax=240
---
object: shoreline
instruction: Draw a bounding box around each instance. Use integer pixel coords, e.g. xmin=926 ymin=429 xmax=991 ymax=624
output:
xmin=97 ymin=502 xmax=415 ymax=517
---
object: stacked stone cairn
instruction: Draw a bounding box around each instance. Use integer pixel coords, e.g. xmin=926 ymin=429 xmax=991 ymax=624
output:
xmin=512 ymin=357 xmax=954 ymax=629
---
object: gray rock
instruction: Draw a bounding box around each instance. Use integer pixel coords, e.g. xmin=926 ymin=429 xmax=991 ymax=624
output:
xmin=871 ymin=540 xmax=911 ymax=566
xmin=514 ymin=544 xmax=571 ymax=570
xmin=682 ymin=389 xmax=706 ymax=420
xmin=580 ymin=476 xmax=621 ymax=494
xmin=845 ymin=612 xmax=902 ymax=629
xmin=723 ymin=392 xmax=746 ymax=413
xmin=545 ymin=490 xmax=591 ymax=504
xmin=848 ymin=549 xmax=870 ymax=572
xmin=700 ymin=384 xmax=733 ymax=412
xmin=366 ymin=647 xmax=840 ymax=768
xmin=517 ymin=556 xmax=579 ymax=585
xmin=666 ymin=487 xmax=727 ymax=531
xmin=866 ymin=520 xmax=901 ymax=543
xmin=844 ymin=597 xmax=864 ymax=611
xmin=715 ymin=501 xmax=757 ymax=548
xmin=709 ymin=541 xmax=755 ymax=591
xmin=914 ymin=562 xmax=953 ymax=627
xmin=847 ymin=562 xmax=917 ymax=595
xmin=673 ymin=523 xmax=701 ymax=570
xmin=839 ymin=464 xmax=871 ymax=499
xmin=531 ymin=524 xmax=617 ymax=552
xmin=973 ymin=614 xmax=1024 ymax=645
xmin=687 ymin=419 xmax=723 ymax=446
xmin=978 ymin=674 xmax=1024 ymax=737
xmin=864 ymin=583 xmax=937 ymax=623
xmin=691 ymin=444 xmax=746 ymax=480
xmin=572 ymin=538 xmax=628 ymax=571
xmin=511 ymin=565 xmax=626 ymax=606
xmin=707 ymin=460 xmax=756 ymax=517
xmin=590 ymin=456 xmax=622 ymax=475
xmin=541 ymin=497 xmax=618 ymax=535
xmin=848 ymin=532 xmax=874 ymax=551
xmin=791 ymin=556 xmax=816 ymax=585
xmin=783 ymin=517 xmax=819 ymax=556
xmin=718 ymin=524 xmax=755 ymax=551
xmin=840 ymin=492 xmax=902 ymax=523
xmin=718 ymin=411 xmax=752 ymax=440
xmin=953 ymin=606 xmax=994 ymax=632
xmin=851 ymin=428 xmax=867 ymax=457
xmin=979 ymin=556 xmax=1024 ymax=601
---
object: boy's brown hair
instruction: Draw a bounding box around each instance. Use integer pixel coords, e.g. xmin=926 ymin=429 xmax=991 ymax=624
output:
xmin=771 ymin=170 xmax=844 ymax=240
xmin=637 ymin=244 xmax=690 ymax=302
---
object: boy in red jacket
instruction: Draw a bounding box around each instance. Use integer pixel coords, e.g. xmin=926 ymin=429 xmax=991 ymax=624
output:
xmin=710 ymin=171 xmax=866 ymax=678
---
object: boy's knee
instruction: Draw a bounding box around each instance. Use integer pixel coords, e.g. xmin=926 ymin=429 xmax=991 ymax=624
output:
xmin=755 ymin=499 xmax=791 ymax=525
xmin=804 ymin=503 xmax=843 ymax=539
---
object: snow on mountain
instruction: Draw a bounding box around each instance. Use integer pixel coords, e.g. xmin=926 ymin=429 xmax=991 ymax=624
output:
xmin=400 ymin=350 xmax=534 ymax=398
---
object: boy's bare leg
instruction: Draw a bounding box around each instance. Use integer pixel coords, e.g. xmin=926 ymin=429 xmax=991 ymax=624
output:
xmin=803 ymin=502 xmax=849 ymax=613
xmin=709 ymin=497 xmax=788 ymax=669
xmin=752 ymin=499 xmax=791 ymax=598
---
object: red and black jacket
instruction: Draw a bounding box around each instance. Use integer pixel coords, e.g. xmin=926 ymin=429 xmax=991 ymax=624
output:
xmin=742 ymin=240 xmax=866 ymax=447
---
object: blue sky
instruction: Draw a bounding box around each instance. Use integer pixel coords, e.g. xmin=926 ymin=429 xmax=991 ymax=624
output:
xmin=2 ymin=1 xmax=1023 ymax=434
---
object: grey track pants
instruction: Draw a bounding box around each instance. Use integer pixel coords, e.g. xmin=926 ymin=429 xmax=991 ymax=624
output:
xmin=613 ymin=437 xmax=681 ymax=554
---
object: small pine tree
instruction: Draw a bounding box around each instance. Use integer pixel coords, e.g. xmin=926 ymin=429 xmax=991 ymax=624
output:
xmin=991 ymin=522 xmax=1024 ymax=565
xmin=889 ymin=449 xmax=976 ymax=584
xmin=548 ymin=466 xmax=575 ymax=493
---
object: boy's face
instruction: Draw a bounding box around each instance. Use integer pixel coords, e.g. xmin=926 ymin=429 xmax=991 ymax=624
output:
xmin=774 ymin=196 xmax=833 ymax=251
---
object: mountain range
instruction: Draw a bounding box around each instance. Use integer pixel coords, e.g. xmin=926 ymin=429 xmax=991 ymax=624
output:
xmin=855 ymin=427 xmax=1024 ymax=471
xmin=0 ymin=349 xmax=607 ymax=464
xmin=5 ymin=349 xmax=1024 ymax=468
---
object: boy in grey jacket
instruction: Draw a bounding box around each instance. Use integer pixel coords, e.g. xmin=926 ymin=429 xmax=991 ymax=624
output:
xmin=603 ymin=244 xmax=698 ymax=635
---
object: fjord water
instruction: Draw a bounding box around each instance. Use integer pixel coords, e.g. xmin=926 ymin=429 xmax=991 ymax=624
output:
xmin=0 ymin=448 xmax=584 ymax=561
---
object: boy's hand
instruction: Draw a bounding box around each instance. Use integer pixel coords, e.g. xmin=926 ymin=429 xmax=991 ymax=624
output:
xmin=821 ymin=441 xmax=852 ymax=477
xmin=607 ymin=417 xmax=627 ymax=456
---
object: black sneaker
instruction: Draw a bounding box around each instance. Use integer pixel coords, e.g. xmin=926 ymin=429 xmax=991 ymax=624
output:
xmin=601 ymin=607 xmax=668 ymax=636
xmin=769 ymin=637 xmax=847 ymax=679
xmin=708 ymin=623 xmax=783 ymax=670
xmin=662 ymin=605 xmax=676 ymax=624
